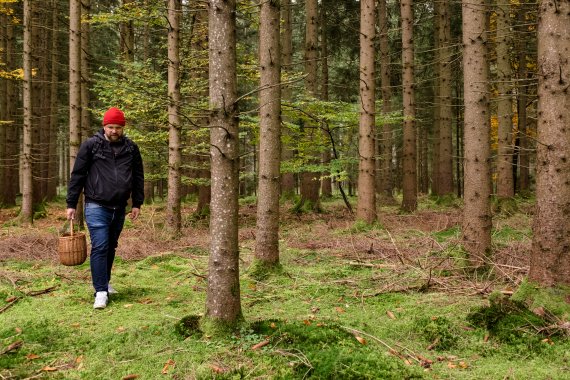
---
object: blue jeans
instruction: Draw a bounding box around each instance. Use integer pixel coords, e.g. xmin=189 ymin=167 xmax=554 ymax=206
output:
xmin=85 ymin=203 xmax=125 ymax=293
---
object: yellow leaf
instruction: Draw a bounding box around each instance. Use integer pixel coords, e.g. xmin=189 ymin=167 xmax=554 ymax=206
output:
xmin=76 ymin=355 xmax=84 ymax=364
xmin=270 ymin=322 xmax=277 ymax=329
xmin=335 ymin=307 xmax=345 ymax=313
xmin=71 ymin=323 xmax=81 ymax=328
xmin=117 ymin=326 xmax=126 ymax=333
xmin=447 ymin=362 xmax=457 ymax=369
xmin=26 ymin=353 xmax=40 ymax=360
xmin=459 ymin=361 xmax=469 ymax=369
xmin=386 ymin=310 xmax=396 ymax=319
xmin=42 ymin=366 xmax=58 ymax=372
xmin=162 ymin=359 xmax=175 ymax=374
xmin=355 ymin=336 xmax=367 ymax=345
xmin=124 ymin=304 xmax=134 ymax=308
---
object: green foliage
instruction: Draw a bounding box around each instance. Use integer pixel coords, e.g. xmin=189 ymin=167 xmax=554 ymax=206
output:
xmin=174 ymin=315 xmax=202 ymax=339
xmin=512 ymin=279 xmax=570 ymax=318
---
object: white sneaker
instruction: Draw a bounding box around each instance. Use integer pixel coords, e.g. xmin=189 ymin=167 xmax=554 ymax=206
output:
xmin=107 ymin=284 xmax=117 ymax=295
xmin=93 ymin=291 xmax=108 ymax=309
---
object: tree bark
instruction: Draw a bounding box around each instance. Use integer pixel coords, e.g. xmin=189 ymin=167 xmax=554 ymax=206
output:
xmin=280 ymin=0 xmax=296 ymax=196
xmin=356 ymin=0 xmax=377 ymax=223
xmin=400 ymin=0 xmax=417 ymax=212
xmin=461 ymin=0 xmax=492 ymax=265
xmin=496 ymin=0 xmax=514 ymax=199
xmin=530 ymin=0 xmax=570 ymax=286
xmin=437 ymin=0 xmax=454 ymax=196
xmin=378 ymin=0 xmax=394 ymax=202
xmin=255 ymin=0 xmax=281 ymax=266
xmin=21 ymin=0 xmax=34 ymax=224
xmin=205 ymin=0 xmax=242 ymax=328
xmin=320 ymin=2 xmax=332 ymax=198
xmin=300 ymin=0 xmax=320 ymax=209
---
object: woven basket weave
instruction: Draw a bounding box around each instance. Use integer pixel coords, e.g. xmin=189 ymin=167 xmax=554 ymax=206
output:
xmin=58 ymin=220 xmax=87 ymax=266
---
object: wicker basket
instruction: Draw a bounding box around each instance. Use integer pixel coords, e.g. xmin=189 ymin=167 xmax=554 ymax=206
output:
xmin=58 ymin=220 xmax=87 ymax=266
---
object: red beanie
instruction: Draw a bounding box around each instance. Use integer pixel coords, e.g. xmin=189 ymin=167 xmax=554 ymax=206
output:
xmin=102 ymin=107 xmax=126 ymax=126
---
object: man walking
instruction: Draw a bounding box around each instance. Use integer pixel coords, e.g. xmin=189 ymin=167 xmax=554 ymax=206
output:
xmin=66 ymin=107 xmax=144 ymax=309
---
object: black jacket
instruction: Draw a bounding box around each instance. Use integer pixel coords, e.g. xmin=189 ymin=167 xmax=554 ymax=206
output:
xmin=67 ymin=130 xmax=144 ymax=210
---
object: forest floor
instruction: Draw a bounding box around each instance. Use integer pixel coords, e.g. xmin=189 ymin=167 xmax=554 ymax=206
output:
xmin=0 ymin=195 xmax=568 ymax=379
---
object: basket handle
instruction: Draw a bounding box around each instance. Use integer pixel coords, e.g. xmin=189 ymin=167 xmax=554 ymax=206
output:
xmin=70 ymin=218 xmax=74 ymax=236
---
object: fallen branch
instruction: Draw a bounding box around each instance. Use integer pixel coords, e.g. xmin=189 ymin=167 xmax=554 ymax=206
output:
xmin=0 ymin=340 xmax=23 ymax=355
xmin=0 ymin=297 xmax=20 ymax=314
xmin=26 ymin=285 xmax=58 ymax=297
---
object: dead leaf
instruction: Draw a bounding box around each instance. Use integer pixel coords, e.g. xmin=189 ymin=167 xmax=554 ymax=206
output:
xmin=335 ymin=306 xmax=345 ymax=313
xmin=303 ymin=320 xmax=311 ymax=326
xmin=124 ymin=304 xmax=134 ymax=308
xmin=447 ymin=362 xmax=457 ymax=369
xmin=71 ymin=323 xmax=81 ymax=328
xmin=458 ymin=361 xmax=469 ymax=369
xmin=15 ymin=327 xmax=22 ymax=334
xmin=5 ymin=296 xmax=17 ymax=302
xmin=1 ymin=340 xmax=23 ymax=355
xmin=76 ymin=355 xmax=84 ymax=364
xmin=210 ymin=364 xmax=226 ymax=374
xmin=533 ymin=307 xmax=546 ymax=317
xmin=426 ymin=337 xmax=440 ymax=351
xmin=270 ymin=322 xmax=277 ymax=329
xmin=116 ymin=326 xmax=126 ymax=333
xmin=355 ymin=336 xmax=367 ymax=345
xmin=41 ymin=366 xmax=58 ymax=372
xmin=386 ymin=310 xmax=396 ymax=319
xmin=151 ymin=265 xmax=159 ymax=269
xmin=542 ymin=338 xmax=554 ymax=345
xmin=251 ymin=340 xmax=270 ymax=350
xmin=138 ymin=298 xmax=153 ymax=305
xmin=26 ymin=353 xmax=40 ymax=360
xmin=122 ymin=375 xmax=139 ymax=380
xmin=161 ymin=359 xmax=175 ymax=374
xmin=483 ymin=334 xmax=489 ymax=342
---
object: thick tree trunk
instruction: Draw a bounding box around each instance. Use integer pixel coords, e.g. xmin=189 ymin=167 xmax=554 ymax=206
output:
xmin=400 ymin=0 xmax=417 ymax=212
xmin=356 ymin=0 xmax=376 ymax=223
xmin=255 ymin=0 xmax=281 ymax=266
xmin=530 ymin=0 xmax=570 ymax=286
xmin=166 ymin=0 xmax=182 ymax=236
xmin=205 ymin=0 xmax=242 ymax=328
xmin=47 ymin=0 xmax=60 ymax=200
xmin=461 ymin=0 xmax=492 ymax=265
xmin=120 ymin=0 xmax=134 ymax=62
xmin=496 ymin=0 xmax=514 ymax=199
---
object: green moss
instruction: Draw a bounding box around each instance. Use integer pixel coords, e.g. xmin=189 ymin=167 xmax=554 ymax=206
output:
xmin=174 ymin=315 xmax=202 ymax=339
xmin=247 ymin=259 xmax=283 ymax=280
xmin=413 ymin=316 xmax=459 ymax=350
xmin=512 ymin=279 xmax=570 ymax=318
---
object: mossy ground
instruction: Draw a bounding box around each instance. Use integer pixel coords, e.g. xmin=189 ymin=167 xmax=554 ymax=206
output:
xmin=1 ymin=196 xmax=568 ymax=379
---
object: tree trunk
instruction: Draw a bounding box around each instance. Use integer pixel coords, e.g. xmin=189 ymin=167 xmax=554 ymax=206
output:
xmin=378 ymin=0 xmax=394 ymax=203
xmin=320 ymin=2 xmax=332 ymax=198
xmin=495 ymin=0 xmax=514 ymax=199
xmin=120 ymin=0 xmax=134 ymax=62
xmin=400 ymin=0 xmax=417 ymax=212
xmin=530 ymin=0 xmax=570 ymax=286
xmin=166 ymin=0 xmax=182 ymax=236
xmin=21 ymin=0 xmax=33 ymax=224
xmin=462 ymin=0 xmax=492 ymax=265
xmin=437 ymin=0 xmax=454 ymax=196
xmin=205 ymin=0 xmax=243 ymax=330
xmin=516 ymin=1 xmax=531 ymax=194
xmin=300 ymin=0 xmax=320 ymax=209
xmin=280 ymin=0 xmax=295 ymax=197
xmin=1 ymin=12 xmax=7 ymax=205
xmin=81 ymin=0 xmax=91 ymax=142
xmin=356 ymin=0 xmax=376 ymax=223
xmin=47 ymin=0 xmax=59 ymax=200
xmin=255 ymin=0 xmax=281 ymax=266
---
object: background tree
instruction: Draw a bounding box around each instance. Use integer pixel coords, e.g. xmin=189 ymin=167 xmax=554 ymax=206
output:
xmin=20 ymin=0 xmax=33 ymax=224
xmin=462 ymin=0 xmax=492 ymax=265
xmin=166 ymin=0 xmax=182 ymax=236
xmin=254 ymin=0 xmax=281 ymax=267
xmin=530 ymin=0 xmax=570 ymax=286
xmin=204 ymin=0 xmax=243 ymax=331
xmin=495 ymin=0 xmax=514 ymax=199
xmin=400 ymin=0 xmax=416 ymax=212
xmin=356 ymin=0 xmax=376 ymax=223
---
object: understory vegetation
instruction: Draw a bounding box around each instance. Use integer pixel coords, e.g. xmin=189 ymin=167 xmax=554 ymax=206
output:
xmin=0 ymin=195 xmax=569 ymax=379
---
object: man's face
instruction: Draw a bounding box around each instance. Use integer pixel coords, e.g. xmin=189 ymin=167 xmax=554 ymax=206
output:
xmin=104 ymin=124 xmax=124 ymax=142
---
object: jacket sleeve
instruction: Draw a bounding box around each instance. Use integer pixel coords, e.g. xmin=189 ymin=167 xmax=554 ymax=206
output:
xmin=131 ymin=144 xmax=145 ymax=208
xmin=66 ymin=140 xmax=92 ymax=209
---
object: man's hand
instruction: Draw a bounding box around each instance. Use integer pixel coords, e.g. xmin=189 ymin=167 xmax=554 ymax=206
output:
xmin=66 ymin=208 xmax=76 ymax=220
xmin=130 ymin=207 xmax=141 ymax=221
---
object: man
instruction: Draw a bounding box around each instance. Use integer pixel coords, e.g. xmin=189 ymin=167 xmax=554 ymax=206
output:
xmin=66 ymin=107 xmax=144 ymax=309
